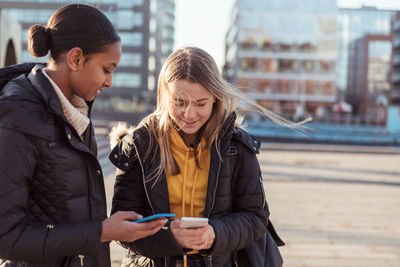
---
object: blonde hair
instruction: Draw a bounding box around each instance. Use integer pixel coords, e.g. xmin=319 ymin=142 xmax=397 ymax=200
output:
xmin=135 ymin=47 xmax=304 ymax=181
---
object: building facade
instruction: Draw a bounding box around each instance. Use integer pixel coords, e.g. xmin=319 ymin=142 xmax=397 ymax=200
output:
xmin=347 ymin=34 xmax=392 ymax=124
xmin=337 ymin=6 xmax=394 ymax=93
xmin=388 ymin=12 xmax=400 ymax=132
xmin=391 ymin=12 xmax=400 ymax=106
xmin=0 ymin=0 xmax=175 ymax=122
xmin=0 ymin=9 xmax=21 ymax=67
xmin=224 ymin=0 xmax=337 ymax=120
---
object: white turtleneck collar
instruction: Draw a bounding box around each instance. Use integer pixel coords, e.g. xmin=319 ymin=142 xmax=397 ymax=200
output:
xmin=42 ymin=68 xmax=90 ymax=138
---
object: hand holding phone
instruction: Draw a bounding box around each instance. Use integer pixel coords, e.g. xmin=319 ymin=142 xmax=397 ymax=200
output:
xmin=170 ymin=217 xmax=214 ymax=250
xmin=179 ymin=217 xmax=208 ymax=228
xmin=134 ymin=213 xmax=176 ymax=223
xmin=101 ymin=211 xmax=169 ymax=242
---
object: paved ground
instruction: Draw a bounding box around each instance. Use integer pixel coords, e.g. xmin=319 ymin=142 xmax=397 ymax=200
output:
xmin=102 ymin=142 xmax=400 ymax=266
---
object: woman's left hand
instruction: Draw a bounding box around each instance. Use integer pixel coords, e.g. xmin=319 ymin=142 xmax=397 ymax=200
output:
xmin=170 ymin=220 xmax=215 ymax=250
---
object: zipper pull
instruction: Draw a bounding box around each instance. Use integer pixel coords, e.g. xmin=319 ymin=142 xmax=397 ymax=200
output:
xmin=208 ymin=255 xmax=213 ymax=265
xmin=183 ymin=254 xmax=188 ymax=267
xmin=79 ymin=255 xmax=84 ymax=266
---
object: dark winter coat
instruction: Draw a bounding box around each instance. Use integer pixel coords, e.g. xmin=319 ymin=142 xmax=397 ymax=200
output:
xmin=0 ymin=64 xmax=110 ymax=267
xmin=109 ymin=113 xmax=270 ymax=266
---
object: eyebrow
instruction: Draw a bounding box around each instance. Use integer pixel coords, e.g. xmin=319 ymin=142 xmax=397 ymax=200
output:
xmin=173 ymin=97 xmax=209 ymax=102
xmin=196 ymin=98 xmax=209 ymax=102
xmin=108 ymin=63 xmax=117 ymax=68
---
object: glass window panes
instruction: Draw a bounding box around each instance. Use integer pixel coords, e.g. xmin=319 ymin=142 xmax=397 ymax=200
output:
xmin=113 ymin=73 xmax=141 ymax=88
xmin=119 ymin=0 xmax=144 ymax=8
xmin=119 ymin=53 xmax=142 ymax=67
xmin=117 ymin=11 xmax=143 ymax=30
xmin=149 ymin=37 xmax=156 ymax=52
xmin=4 ymin=9 xmax=52 ymax=24
xmin=148 ymin=56 xmax=156 ymax=72
xmin=119 ymin=32 xmax=143 ymax=47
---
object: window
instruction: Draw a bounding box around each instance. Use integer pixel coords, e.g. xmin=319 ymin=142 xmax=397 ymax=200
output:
xmin=149 ymin=37 xmax=156 ymax=52
xmin=239 ymin=58 xmax=257 ymax=72
xmin=118 ymin=0 xmax=144 ymax=8
xmin=148 ymin=75 xmax=156 ymax=91
xmin=278 ymin=80 xmax=290 ymax=94
xmin=302 ymin=60 xmax=315 ymax=73
xmin=261 ymin=59 xmax=278 ymax=73
xmin=4 ymin=9 xmax=52 ymax=24
xmin=117 ymin=11 xmax=143 ymax=30
xmin=279 ymin=59 xmax=296 ymax=73
xmin=119 ymin=32 xmax=143 ymax=47
xmin=113 ymin=73 xmax=141 ymax=88
xmin=148 ymin=56 xmax=156 ymax=72
xmin=119 ymin=53 xmax=142 ymax=67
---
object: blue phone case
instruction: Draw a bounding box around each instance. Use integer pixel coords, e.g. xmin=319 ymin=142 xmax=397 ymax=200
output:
xmin=134 ymin=213 xmax=176 ymax=223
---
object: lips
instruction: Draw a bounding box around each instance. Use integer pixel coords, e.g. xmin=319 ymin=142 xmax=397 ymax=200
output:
xmin=184 ymin=121 xmax=197 ymax=126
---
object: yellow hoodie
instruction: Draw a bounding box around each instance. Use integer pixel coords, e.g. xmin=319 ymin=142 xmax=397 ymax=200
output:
xmin=167 ymin=129 xmax=211 ymax=219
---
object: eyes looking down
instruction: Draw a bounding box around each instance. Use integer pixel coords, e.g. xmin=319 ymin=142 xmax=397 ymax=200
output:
xmin=71 ymin=41 xmax=122 ymax=101
xmin=167 ymin=80 xmax=216 ymax=136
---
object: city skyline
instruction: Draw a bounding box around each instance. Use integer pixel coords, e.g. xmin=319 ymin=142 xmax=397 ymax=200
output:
xmin=174 ymin=0 xmax=400 ymax=71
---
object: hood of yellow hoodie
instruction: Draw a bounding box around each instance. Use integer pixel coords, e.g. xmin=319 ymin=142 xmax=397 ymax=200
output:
xmin=168 ymin=128 xmax=210 ymax=218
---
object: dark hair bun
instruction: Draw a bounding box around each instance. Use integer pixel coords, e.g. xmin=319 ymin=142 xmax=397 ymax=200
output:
xmin=27 ymin=24 xmax=50 ymax=57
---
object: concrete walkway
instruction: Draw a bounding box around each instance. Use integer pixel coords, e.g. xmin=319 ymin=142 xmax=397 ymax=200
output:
xmin=103 ymin=143 xmax=400 ymax=266
xmin=260 ymin=145 xmax=400 ymax=267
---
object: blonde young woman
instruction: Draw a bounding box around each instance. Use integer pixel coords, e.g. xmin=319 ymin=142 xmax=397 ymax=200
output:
xmin=109 ymin=47 xmax=284 ymax=267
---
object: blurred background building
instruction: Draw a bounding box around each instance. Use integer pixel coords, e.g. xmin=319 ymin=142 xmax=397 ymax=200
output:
xmin=337 ymin=6 xmax=394 ymax=93
xmin=223 ymin=0 xmax=337 ymax=121
xmin=389 ymin=11 xmax=400 ymax=133
xmin=222 ymin=0 xmax=400 ymax=130
xmin=0 ymin=0 xmax=399 ymax=139
xmin=391 ymin=12 xmax=400 ymax=106
xmin=0 ymin=8 xmax=21 ymax=67
xmin=346 ymin=34 xmax=392 ymax=125
xmin=337 ymin=6 xmax=395 ymax=125
xmin=0 ymin=0 xmax=175 ymax=123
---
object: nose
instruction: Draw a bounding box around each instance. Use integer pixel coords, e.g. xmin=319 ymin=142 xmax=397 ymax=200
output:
xmin=104 ymin=74 xmax=113 ymax=88
xmin=184 ymin=104 xmax=196 ymax=121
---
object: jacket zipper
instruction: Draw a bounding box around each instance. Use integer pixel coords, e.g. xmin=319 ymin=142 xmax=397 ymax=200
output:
xmin=132 ymin=141 xmax=155 ymax=214
xmin=207 ymin=255 xmax=213 ymax=266
xmin=207 ymin=143 xmax=222 ymax=218
xmin=259 ymin=175 xmax=266 ymax=209
xmin=78 ymin=255 xmax=84 ymax=266
xmin=204 ymin=143 xmax=222 ymax=267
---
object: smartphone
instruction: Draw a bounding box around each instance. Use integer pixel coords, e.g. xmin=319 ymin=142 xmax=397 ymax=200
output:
xmin=134 ymin=213 xmax=176 ymax=223
xmin=179 ymin=217 xmax=209 ymax=228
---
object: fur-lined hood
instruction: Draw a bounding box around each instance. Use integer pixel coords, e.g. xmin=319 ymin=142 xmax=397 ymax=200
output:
xmin=108 ymin=122 xmax=136 ymax=149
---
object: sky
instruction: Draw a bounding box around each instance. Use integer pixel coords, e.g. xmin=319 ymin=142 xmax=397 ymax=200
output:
xmin=174 ymin=0 xmax=234 ymax=71
xmin=174 ymin=0 xmax=400 ymax=71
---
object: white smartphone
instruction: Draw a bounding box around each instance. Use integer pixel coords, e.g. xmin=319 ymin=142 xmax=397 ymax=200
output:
xmin=179 ymin=217 xmax=209 ymax=228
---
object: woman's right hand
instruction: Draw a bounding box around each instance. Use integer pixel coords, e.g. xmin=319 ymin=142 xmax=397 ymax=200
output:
xmin=170 ymin=220 xmax=215 ymax=250
xmin=100 ymin=211 xmax=167 ymax=242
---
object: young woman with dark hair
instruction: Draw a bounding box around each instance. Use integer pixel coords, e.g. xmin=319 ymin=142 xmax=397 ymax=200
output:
xmin=0 ymin=4 xmax=166 ymax=267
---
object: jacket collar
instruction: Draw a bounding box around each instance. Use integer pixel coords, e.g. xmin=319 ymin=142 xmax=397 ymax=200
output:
xmin=0 ymin=62 xmax=38 ymax=89
xmin=27 ymin=64 xmax=95 ymax=119
xmin=218 ymin=111 xmax=237 ymax=144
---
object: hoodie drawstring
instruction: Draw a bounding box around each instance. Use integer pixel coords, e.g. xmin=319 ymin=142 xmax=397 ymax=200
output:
xmin=190 ymin=147 xmax=201 ymax=216
xmin=183 ymin=146 xmax=202 ymax=217
xmin=182 ymin=150 xmax=190 ymax=217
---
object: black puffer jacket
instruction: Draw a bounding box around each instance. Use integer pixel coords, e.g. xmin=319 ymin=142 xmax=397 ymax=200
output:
xmin=109 ymin=113 xmax=270 ymax=266
xmin=0 ymin=64 xmax=110 ymax=267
